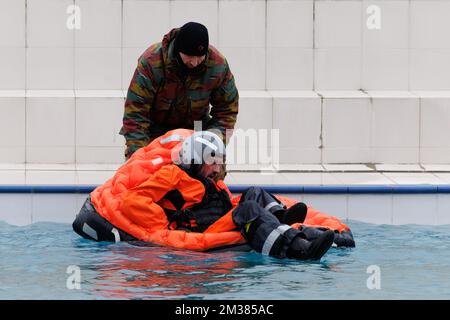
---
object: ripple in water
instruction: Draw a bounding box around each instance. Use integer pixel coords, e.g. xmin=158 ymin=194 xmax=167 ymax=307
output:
xmin=1 ymin=220 xmax=450 ymax=299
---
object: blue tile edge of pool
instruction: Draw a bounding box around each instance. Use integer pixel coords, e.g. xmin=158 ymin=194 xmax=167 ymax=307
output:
xmin=1 ymin=185 xmax=450 ymax=194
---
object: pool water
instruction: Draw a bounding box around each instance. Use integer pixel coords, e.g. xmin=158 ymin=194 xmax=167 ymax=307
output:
xmin=1 ymin=220 xmax=449 ymax=300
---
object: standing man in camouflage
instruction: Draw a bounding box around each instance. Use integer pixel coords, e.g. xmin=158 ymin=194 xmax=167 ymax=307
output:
xmin=120 ymin=22 xmax=239 ymax=179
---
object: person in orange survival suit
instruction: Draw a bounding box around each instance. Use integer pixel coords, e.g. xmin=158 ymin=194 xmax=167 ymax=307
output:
xmin=73 ymin=131 xmax=336 ymax=260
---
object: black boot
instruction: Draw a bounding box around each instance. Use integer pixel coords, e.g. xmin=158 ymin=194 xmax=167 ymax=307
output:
xmin=300 ymin=226 xmax=331 ymax=241
xmin=286 ymin=230 xmax=334 ymax=260
xmin=274 ymin=202 xmax=308 ymax=225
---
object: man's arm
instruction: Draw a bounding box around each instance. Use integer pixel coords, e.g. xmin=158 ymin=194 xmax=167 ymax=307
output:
xmin=119 ymin=165 xmax=178 ymax=232
xmin=120 ymin=58 xmax=158 ymax=159
xmin=207 ymin=61 xmax=239 ymax=144
xmin=119 ymin=165 xmax=205 ymax=232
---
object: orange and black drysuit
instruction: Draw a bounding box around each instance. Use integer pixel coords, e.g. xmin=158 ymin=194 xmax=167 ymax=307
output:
xmin=73 ymin=164 xmax=235 ymax=244
xmin=73 ymin=164 xmax=295 ymax=255
xmin=164 ymin=168 xmax=233 ymax=233
xmin=232 ymin=187 xmax=307 ymax=258
xmin=72 ymin=128 xmax=355 ymax=253
xmin=73 ymin=168 xmax=353 ymax=258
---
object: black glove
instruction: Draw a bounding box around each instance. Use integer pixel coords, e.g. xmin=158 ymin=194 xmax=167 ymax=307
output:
xmin=169 ymin=209 xmax=193 ymax=227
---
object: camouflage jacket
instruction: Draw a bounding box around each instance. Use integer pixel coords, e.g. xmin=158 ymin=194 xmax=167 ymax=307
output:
xmin=120 ymin=28 xmax=239 ymax=159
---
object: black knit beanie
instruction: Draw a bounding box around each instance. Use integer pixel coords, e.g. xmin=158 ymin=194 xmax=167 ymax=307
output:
xmin=175 ymin=22 xmax=209 ymax=56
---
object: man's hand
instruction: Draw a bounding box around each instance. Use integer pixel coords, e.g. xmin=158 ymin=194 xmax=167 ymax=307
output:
xmin=169 ymin=209 xmax=193 ymax=227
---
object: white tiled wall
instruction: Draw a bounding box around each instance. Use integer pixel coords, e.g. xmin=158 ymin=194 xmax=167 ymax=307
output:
xmin=243 ymin=192 xmax=447 ymax=226
xmin=234 ymin=92 xmax=273 ymax=131
xmin=123 ymin=0 xmax=170 ymax=48
xmin=218 ymin=0 xmax=265 ymax=90
xmin=218 ymin=0 xmax=265 ymax=48
xmin=315 ymin=1 xmax=362 ymax=49
xmin=362 ymin=1 xmax=409 ymax=50
xmin=321 ymin=94 xmax=372 ymax=163
xmin=75 ymin=96 xmax=126 ymax=163
xmin=0 ymin=0 xmax=25 ymax=47
xmin=410 ymin=1 xmax=450 ymax=50
xmin=2 ymin=190 xmax=449 ymax=226
xmin=362 ymin=49 xmax=409 ymax=90
xmin=266 ymin=48 xmax=313 ymax=90
xmin=24 ymin=0 xmax=73 ymax=91
xmin=266 ymin=0 xmax=313 ymax=90
xmin=26 ymin=170 xmax=77 ymax=185
xmin=75 ymin=97 xmax=124 ymax=147
xmin=362 ymin=1 xmax=409 ymax=90
xmin=302 ymin=194 xmax=348 ymax=221
xmin=0 ymin=48 xmax=26 ymax=90
xmin=348 ymin=194 xmax=393 ymax=225
xmin=1 ymin=0 xmax=450 ymax=92
xmin=74 ymin=48 xmax=122 ymax=90
xmin=31 ymin=194 xmax=78 ymax=224
xmin=74 ymin=0 xmax=122 ymax=48
xmin=314 ymin=48 xmax=362 ymax=90
xmin=437 ymin=194 xmax=450 ymax=225
xmin=26 ymin=97 xmax=75 ymax=163
xmin=227 ymin=92 xmax=273 ymax=165
xmin=267 ymin=0 xmax=313 ymax=49
xmin=0 ymin=88 xmax=447 ymax=165
xmin=370 ymin=93 xmax=420 ymax=163
xmin=0 ymin=167 xmax=25 ymax=184
xmin=333 ymin=172 xmax=393 ymax=185
xmin=0 ymin=194 xmax=32 ymax=226
xmin=27 ymin=48 xmax=74 ymax=89
xmin=392 ymin=194 xmax=439 ymax=225
xmin=77 ymin=170 xmax=115 ymax=185
xmin=219 ymin=47 xmax=266 ymax=90
xmin=408 ymin=1 xmax=450 ymax=90
xmin=0 ymin=97 xmax=25 ymax=163
xmin=26 ymin=0 xmax=74 ymax=48
xmin=314 ymin=1 xmax=362 ymax=89
xmin=0 ymin=1 xmax=449 ymax=166
xmin=272 ymin=91 xmax=321 ymax=164
xmin=419 ymin=96 xmax=450 ymax=164
xmin=410 ymin=49 xmax=450 ymax=91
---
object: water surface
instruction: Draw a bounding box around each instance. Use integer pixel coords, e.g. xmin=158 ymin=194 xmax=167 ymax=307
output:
xmin=1 ymin=221 xmax=449 ymax=299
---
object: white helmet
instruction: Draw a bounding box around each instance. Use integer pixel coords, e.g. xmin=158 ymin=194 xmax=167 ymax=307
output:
xmin=177 ymin=131 xmax=225 ymax=169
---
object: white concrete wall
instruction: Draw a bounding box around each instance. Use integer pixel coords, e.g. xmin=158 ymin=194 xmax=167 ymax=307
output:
xmin=1 ymin=90 xmax=450 ymax=165
xmin=0 ymin=91 xmax=126 ymax=164
xmin=1 ymin=0 xmax=449 ymax=91
xmin=2 ymin=192 xmax=449 ymax=226
xmin=0 ymin=0 xmax=450 ymax=165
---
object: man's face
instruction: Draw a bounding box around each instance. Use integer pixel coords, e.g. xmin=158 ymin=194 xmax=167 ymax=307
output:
xmin=198 ymin=163 xmax=222 ymax=180
xmin=179 ymin=52 xmax=206 ymax=68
